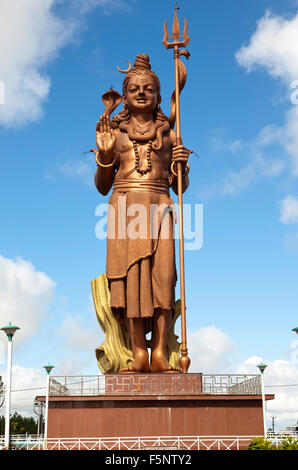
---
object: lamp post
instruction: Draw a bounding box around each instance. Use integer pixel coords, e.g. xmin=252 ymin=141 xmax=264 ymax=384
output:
xmin=1 ymin=322 xmax=20 ymax=449
xmin=43 ymin=363 xmax=54 ymax=450
xmin=257 ymin=362 xmax=267 ymax=439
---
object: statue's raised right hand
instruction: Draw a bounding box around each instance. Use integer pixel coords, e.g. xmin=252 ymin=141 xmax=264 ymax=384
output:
xmin=96 ymin=115 xmax=115 ymax=156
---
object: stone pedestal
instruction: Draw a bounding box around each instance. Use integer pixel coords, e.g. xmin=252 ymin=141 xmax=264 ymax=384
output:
xmin=36 ymin=373 xmax=274 ymax=443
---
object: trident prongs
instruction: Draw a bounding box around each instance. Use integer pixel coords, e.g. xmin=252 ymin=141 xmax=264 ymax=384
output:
xmin=162 ymin=3 xmax=190 ymax=50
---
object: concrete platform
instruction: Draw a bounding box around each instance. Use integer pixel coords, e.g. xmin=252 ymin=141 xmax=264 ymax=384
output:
xmin=36 ymin=373 xmax=274 ymax=439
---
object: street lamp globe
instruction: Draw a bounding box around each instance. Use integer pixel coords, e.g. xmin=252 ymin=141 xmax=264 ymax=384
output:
xmin=1 ymin=322 xmax=20 ymax=341
xmin=257 ymin=362 xmax=267 ymax=374
xmin=43 ymin=364 xmax=54 ymax=375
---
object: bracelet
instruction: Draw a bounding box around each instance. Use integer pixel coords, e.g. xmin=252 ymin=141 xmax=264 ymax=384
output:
xmin=170 ymin=160 xmax=190 ymax=177
xmin=92 ymin=149 xmax=116 ymax=168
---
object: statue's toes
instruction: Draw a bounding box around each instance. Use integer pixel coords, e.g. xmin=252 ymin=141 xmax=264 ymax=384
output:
xmin=121 ymin=366 xmax=137 ymax=373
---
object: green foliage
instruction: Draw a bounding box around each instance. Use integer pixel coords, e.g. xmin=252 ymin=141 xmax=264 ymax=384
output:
xmin=0 ymin=413 xmax=37 ymax=435
xmin=0 ymin=415 xmax=5 ymax=435
xmin=248 ymin=436 xmax=298 ymax=450
xmin=247 ymin=437 xmax=274 ymax=450
xmin=280 ymin=437 xmax=298 ymax=450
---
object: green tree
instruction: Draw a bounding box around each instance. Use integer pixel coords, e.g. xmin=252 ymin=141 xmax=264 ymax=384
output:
xmin=0 ymin=413 xmax=37 ymax=435
xmin=248 ymin=436 xmax=298 ymax=450
xmin=0 ymin=415 xmax=4 ymax=435
xmin=247 ymin=437 xmax=274 ymax=450
xmin=280 ymin=437 xmax=298 ymax=450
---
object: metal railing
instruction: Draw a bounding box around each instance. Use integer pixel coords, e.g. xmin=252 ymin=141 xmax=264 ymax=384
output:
xmin=1 ymin=435 xmax=261 ymax=451
xmin=203 ymin=374 xmax=261 ymax=395
xmin=267 ymin=430 xmax=298 ymax=441
xmin=2 ymin=434 xmax=297 ymax=451
xmin=0 ymin=434 xmax=43 ymax=445
xmin=1 ymin=432 xmax=296 ymax=450
xmin=48 ymin=374 xmax=261 ymax=397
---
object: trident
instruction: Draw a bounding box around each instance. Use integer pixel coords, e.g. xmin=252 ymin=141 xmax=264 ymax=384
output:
xmin=163 ymin=2 xmax=191 ymax=373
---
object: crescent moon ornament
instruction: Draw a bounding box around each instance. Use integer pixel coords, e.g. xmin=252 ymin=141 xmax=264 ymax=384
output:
xmin=117 ymin=61 xmax=132 ymax=74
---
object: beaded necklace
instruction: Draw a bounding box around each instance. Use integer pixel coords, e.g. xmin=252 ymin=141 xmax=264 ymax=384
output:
xmin=133 ymin=140 xmax=153 ymax=175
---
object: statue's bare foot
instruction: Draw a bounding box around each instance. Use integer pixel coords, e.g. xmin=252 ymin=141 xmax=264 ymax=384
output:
xmin=150 ymin=350 xmax=181 ymax=374
xmin=122 ymin=351 xmax=150 ymax=374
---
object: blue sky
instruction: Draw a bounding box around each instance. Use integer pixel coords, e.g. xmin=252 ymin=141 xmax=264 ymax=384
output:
xmin=0 ymin=0 xmax=298 ymax=427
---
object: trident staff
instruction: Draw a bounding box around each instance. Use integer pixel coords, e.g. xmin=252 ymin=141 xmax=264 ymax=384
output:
xmin=163 ymin=2 xmax=191 ymax=373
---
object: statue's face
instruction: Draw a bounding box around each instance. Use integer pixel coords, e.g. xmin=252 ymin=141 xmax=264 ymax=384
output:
xmin=123 ymin=74 xmax=159 ymax=115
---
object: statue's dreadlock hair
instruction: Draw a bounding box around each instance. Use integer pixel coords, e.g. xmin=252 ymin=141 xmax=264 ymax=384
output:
xmin=112 ymin=54 xmax=170 ymax=150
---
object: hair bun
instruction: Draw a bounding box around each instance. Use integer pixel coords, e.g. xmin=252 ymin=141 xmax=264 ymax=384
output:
xmin=133 ymin=54 xmax=151 ymax=71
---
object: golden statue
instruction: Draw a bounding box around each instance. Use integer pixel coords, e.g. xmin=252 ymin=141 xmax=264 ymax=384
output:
xmin=91 ymin=5 xmax=191 ymax=374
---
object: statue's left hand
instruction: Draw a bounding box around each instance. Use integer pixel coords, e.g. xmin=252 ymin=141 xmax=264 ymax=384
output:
xmin=172 ymin=144 xmax=192 ymax=166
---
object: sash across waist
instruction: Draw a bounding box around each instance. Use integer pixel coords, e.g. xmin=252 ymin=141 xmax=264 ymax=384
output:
xmin=113 ymin=179 xmax=170 ymax=195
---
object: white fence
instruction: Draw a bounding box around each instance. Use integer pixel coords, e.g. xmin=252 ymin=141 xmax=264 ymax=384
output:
xmin=1 ymin=433 xmax=297 ymax=450
xmin=0 ymin=435 xmax=261 ymax=451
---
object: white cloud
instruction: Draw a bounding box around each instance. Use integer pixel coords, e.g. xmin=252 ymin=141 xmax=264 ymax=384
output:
xmin=0 ymin=0 xmax=76 ymax=127
xmin=222 ymin=163 xmax=257 ymax=196
xmin=211 ymin=11 xmax=298 ymax=197
xmin=280 ymin=195 xmax=298 ymax=224
xmin=55 ymin=313 xmax=103 ymax=375
xmin=78 ymin=0 xmax=132 ymax=15
xmin=56 ymin=313 xmax=99 ymax=351
xmin=0 ymin=0 xmax=130 ymax=128
xmin=0 ymin=254 xmax=55 ymax=344
xmin=209 ymin=126 xmax=285 ymax=196
xmin=209 ymin=128 xmax=244 ymax=154
xmin=188 ymin=327 xmax=298 ymax=429
xmin=236 ymin=356 xmax=298 ymax=426
xmin=234 ymin=10 xmax=298 ymax=181
xmin=236 ymin=11 xmax=298 ymax=85
xmin=0 ymin=365 xmax=45 ymax=417
xmin=0 ymin=311 xmax=102 ymax=413
xmin=220 ymin=105 xmax=298 ymax=199
xmin=188 ymin=326 xmax=237 ymax=373
xmin=46 ymin=154 xmax=95 ymax=186
xmin=219 ymin=126 xmax=289 ymax=196
xmin=58 ymin=158 xmax=94 ymax=187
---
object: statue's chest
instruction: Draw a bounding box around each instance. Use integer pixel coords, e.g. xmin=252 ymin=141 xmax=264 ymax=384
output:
xmin=116 ymin=133 xmax=172 ymax=167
